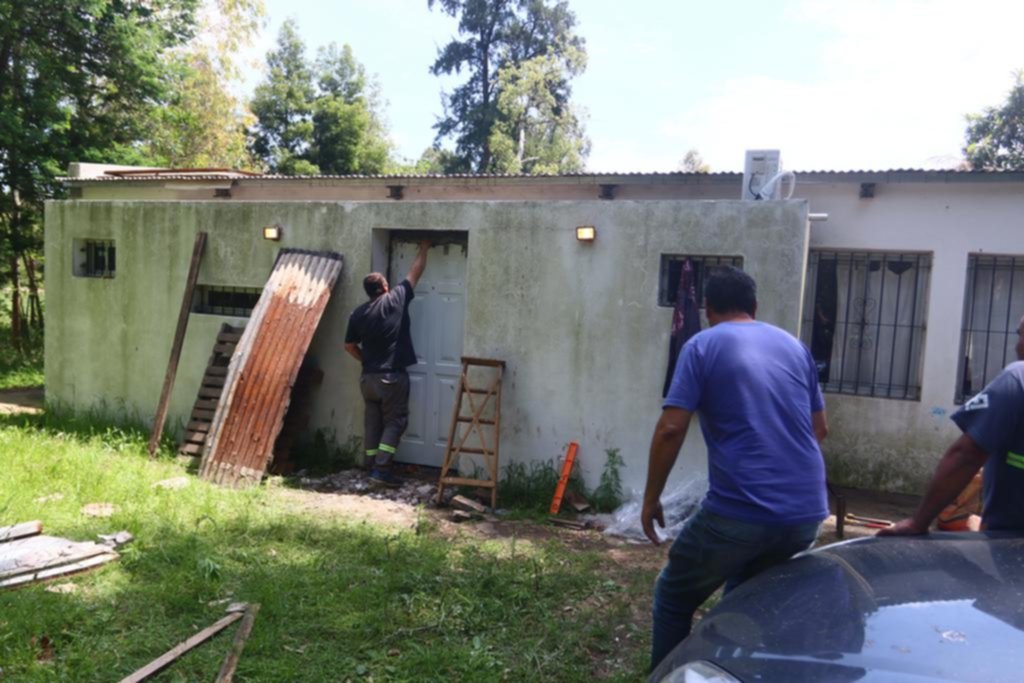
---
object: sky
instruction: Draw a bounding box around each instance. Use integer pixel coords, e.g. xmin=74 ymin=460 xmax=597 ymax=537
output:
xmin=243 ymin=0 xmax=1024 ymax=173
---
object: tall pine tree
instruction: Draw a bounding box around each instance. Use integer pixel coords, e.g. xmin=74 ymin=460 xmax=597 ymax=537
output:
xmin=428 ymin=0 xmax=587 ymax=173
xmin=248 ymin=21 xmax=392 ymax=175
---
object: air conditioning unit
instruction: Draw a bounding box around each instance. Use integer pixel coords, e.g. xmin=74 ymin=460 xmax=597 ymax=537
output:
xmin=742 ymin=149 xmax=782 ymax=200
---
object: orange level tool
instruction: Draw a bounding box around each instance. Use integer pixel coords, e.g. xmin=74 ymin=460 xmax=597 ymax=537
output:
xmin=550 ymin=441 xmax=579 ymax=515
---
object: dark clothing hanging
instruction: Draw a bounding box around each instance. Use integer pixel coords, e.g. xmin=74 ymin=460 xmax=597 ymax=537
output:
xmin=663 ymin=259 xmax=702 ymax=397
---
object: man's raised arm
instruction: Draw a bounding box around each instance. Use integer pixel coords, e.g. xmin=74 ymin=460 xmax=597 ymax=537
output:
xmin=406 ymin=240 xmax=431 ymax=288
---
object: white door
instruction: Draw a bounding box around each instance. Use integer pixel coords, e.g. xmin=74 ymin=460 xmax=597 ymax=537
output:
xmin=389 ymin=240 xmax=467 ymax=466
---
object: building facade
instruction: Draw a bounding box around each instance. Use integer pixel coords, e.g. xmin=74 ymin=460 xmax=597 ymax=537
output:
xmin=47 ymin=166 xmax=1024 ymax=494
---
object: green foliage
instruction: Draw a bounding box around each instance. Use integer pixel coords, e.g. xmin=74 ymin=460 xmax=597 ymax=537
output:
xmin=248 ymin=21 xmax=392 ymax=175
xmin=498 ymin=458 xmax=586 ymax=514
xmin=590 ymin=448 xmax=625 ymax=513
xmin=964 ymin=71 xmax=1024 ymax=171
xmin=0 ymin=418 xmax=651 ymax=681
xmin=141 ymin=0 xmax=266 ymax=169
xmin=428 ymin=0 xmax=588 ymax=173
xmin=0 ymin=324 xmax=43 ymax=389
xmin=488 ymin=49 xmax=589 ymax=174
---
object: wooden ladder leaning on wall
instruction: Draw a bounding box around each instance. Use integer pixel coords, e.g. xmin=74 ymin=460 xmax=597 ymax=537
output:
xmin=436 ymin=356 xmax=506 ymax=509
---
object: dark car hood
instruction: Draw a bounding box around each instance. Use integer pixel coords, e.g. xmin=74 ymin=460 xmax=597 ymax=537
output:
xmin=650 ymin=532 xmax=1024 ymax=683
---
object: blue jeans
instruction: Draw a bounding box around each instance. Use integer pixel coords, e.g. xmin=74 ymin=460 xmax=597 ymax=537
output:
xmin=650 ymin=507 xmax=821 ymax=670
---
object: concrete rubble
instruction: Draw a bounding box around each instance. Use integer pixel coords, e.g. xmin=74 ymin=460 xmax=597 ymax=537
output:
xmin=291 ymin=469 xmax=458 ymax=508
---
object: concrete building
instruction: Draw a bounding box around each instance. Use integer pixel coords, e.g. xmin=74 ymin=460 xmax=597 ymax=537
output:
xmin=46 ymin=166 xmax=1024 ymax=495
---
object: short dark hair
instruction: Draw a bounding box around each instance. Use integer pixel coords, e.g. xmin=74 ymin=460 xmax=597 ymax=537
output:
xmin=705 ymin=266 xmax=756 ymax=316
xmin=363 ymin=273 xmax=386 ymax=298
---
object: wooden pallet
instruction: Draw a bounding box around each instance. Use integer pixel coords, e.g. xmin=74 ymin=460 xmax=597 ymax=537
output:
xmin=178 ymin=324 xmax=243 ymax=458
xmin=437 ymin=357 xmax=505 ymax=509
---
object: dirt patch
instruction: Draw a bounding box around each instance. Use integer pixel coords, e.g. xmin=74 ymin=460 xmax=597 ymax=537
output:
xmin=0 ymin=386 xmax=43 ymax=415
xmin=272 ymin=488 xmax=425 ymax=531
xmin=818 ymin=485 xmax=920 ymax=544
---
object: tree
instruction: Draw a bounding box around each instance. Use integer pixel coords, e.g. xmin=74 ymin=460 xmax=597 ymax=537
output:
xmin=678 ymin=149 xmax=710 ymax=173
xmin=142 ymin=0 xmax=266 ymax=169
xmin=428 ymin=0 xmax=587 ymax=173
xmin=248 ymin=21 xmax=392 ymax=175
xmin=964 ymin=72 xmax=1024 ymax=171
xmin=488 ymin=51 xmax=588 ymax=174
xmin=0 ymin=0 xmax=200 ymax=345
xmin=249 ymin=19 xmax=317 ymax=173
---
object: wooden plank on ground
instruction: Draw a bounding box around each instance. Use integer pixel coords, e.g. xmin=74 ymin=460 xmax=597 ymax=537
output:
xmin=118 ymin=611 xmax=244 ymax=683
xmin=0 ymin=521 xmax=42 ymax=543
xmin=0 ymin=552 xmax=118 ymax=589
xmin=203 ymin=376 xmax=227 ymax=388
xmin=148 ymin=231 xmax=207 ymax=457
xmin=214 ymin=603 xmax=260 ymax=683
xmin=198 ymin=386 xmax=223 ymax=399
xmin=205 ymin=366 xmax=229 ymax=377
xmin=187 ymin=421 xmax=211 ymax=433
xmin=179 ymin=443 xmax=203 ymax=455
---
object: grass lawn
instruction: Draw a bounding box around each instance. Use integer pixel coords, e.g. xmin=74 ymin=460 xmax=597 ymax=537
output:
xmin=0 ymin=323 xmax=44 ymax=390
xmin=0 ymin=414 xmax=655 ymax=682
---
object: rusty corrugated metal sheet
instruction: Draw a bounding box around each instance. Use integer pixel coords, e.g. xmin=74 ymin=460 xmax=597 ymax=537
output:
xmin=199 ymin=249 xmax=344 ymax=487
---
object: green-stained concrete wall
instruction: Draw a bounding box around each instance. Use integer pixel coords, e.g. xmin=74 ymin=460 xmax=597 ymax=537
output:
xmin=44 ymin=199 xmax=810 ymax=494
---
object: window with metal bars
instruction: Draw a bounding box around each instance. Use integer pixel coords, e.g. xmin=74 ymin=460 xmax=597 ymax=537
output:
xmin=192 ymin=285 xmax=262 ymax=317
xmin=658 ymin=255 xmax=744 ymax=307
xmin=74 ymin=239 xmax=116 ymax=278
xmin=956 ymin=254 xmax=1024 ymax=403
xmin=801 ymin=250 xmax=931 ymax=400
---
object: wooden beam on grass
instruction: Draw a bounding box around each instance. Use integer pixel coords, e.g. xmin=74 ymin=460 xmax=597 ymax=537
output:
xmin=214 ymin=603 xmax=261 ymax=683
xmin=117 ymin=610 xmax=244 ymax=683
xmin=0 ymin=520 xmax=42 ymax=543
xmin=149 ymin=231 xmax=207 ymax=457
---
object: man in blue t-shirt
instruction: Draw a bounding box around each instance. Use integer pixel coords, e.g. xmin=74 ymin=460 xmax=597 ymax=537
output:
xmin=642 ymin=266 xmax=829 ymax=670
xmin=880 ymin=313 xmax=1024 ymax=536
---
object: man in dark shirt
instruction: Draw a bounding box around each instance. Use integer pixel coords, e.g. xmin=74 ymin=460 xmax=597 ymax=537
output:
xmin=881 ymin=313 xmax=1024 ymax=534
xmin=344 ymin=240 xmax=430 ymax=486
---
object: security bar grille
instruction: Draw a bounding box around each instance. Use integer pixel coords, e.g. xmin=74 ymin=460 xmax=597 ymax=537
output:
xmin=193 ymin=285 xmax=262 ymax=317
xmin=801 ymin=250 xmax=931 ymax=400
xmin=956 ymin=254 xmax=1024 ymax=403
xmin=659 ymin=255 xmax=744 ymax=307
xmin=78 ymin=240 xmax=116 ymax=278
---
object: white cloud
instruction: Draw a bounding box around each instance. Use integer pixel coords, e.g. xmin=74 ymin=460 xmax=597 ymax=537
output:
xmin=605 ymin=0 xmax=1024 ymax=171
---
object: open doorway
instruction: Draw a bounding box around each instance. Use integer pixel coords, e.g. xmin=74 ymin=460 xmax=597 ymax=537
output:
xmin=386 ymin=231 xmax=468 ymax=466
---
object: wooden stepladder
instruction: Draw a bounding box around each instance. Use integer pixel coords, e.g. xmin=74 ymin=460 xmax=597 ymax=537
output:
xmin=437 ymin=357 xmax=506 ymax=509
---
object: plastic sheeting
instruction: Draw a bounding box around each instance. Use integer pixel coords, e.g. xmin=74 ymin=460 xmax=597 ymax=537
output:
xmin=604 ymin=476 xmax=707 ymax=542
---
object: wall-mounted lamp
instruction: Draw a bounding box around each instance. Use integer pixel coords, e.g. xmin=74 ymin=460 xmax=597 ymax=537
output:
xmin=576 ymin=225 xmax=596 ymax=242
xmin=262 ymin=224 xmax=282 ymax=241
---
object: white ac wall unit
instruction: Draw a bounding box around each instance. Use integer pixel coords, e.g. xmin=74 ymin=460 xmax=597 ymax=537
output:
xmin=742 ymin=149 xmax=781 ymax=200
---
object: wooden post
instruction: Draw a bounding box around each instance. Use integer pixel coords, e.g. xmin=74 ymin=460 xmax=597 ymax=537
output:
xmin=149 ymin=232 xmax=207 ymax=457
xmin=214 ymin=603 xmax=260 ymax=682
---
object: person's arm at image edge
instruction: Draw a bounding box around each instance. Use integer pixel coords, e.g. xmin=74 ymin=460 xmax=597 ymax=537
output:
xmin=878 ymin=433 xmax=987 ymax=536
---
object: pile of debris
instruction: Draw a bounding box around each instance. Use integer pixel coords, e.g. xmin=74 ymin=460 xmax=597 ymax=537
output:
xmin=0 ymin=520 xmax=130 ymax=590
xmin=292 ymin=468 xmax=457 ymax=508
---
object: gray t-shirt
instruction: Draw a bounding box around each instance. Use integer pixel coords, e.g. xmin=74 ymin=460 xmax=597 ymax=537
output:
xmin=951 ymin=361 xmax=1024 ymax=530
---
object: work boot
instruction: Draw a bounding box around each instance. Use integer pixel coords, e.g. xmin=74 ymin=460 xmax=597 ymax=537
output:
xmin=369 ymin=468 xmax=401 ymax=489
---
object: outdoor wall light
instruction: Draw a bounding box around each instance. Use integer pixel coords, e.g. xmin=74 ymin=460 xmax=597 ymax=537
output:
xmin=262 ymin=224 xmax=282 ymax=241
xmin=576 ymin=225 xmax=596 ymax=242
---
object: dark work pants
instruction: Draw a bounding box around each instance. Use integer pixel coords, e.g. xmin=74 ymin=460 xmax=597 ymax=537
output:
xmin=650 ymin=508 xmax=820 ymax=671
xmin=359 ymin=372 xmax=410 ymax=469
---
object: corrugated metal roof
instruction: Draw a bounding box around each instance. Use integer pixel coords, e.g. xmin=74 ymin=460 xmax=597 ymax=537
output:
xmin=199 ymin=249 xmax=344 ymax=488
xmin=59 ymin=167 xmax=1023 ymax=183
